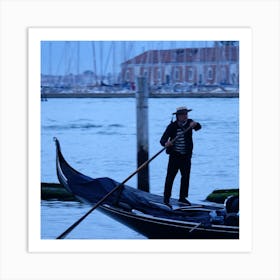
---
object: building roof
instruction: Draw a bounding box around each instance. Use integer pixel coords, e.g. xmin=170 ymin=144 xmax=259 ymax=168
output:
xmin=122 ymin=46 xmax=239 ymax=65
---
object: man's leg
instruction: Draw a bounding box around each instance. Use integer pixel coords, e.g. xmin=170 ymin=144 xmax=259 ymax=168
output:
xmin=163 ymin=156 xmax=178 ymax=203
xmin=179 ymin=157 xmax=191 ymax=199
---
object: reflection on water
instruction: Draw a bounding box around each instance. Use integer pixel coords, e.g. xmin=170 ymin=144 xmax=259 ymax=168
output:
xmin=41 ymin=200 xmax=145 ymax=239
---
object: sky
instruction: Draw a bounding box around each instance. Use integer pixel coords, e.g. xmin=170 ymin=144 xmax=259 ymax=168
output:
xmin=41 ymin=41 xmax=217 ymax=76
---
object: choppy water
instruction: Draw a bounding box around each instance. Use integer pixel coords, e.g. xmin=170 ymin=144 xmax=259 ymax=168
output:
xmin=41 ymin=97 xmax=239 ymax=239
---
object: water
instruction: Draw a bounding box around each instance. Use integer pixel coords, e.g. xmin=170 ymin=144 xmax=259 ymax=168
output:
xmin=41 ymin=97 xmax=239 ymax=239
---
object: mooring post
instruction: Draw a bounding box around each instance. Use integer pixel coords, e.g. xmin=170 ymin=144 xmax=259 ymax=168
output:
xmin=136 ymin=77 xmax=149 ymax=192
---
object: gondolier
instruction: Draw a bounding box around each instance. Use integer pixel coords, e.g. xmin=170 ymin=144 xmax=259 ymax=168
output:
xmin=160 ymin=106 xmax=202 ymax=206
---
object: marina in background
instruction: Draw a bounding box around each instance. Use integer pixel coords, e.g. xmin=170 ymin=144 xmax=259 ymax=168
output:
xmin=41 ymin=41 xmax=239 ymax=99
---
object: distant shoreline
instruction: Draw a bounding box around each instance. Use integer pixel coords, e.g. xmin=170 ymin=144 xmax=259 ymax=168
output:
xmin=42 ymin=92 xmax=239 ymax=99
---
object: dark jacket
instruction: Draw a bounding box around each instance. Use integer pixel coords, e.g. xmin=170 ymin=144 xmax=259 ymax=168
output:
xmin=160 ymin=119 xmax=201 ymax=156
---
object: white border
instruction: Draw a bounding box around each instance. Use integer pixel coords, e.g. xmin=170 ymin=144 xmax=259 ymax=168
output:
xmin=1 ymin=0 xmax=279 ymax=279
xmin=28 ymin=27 xmax=252 ymax=253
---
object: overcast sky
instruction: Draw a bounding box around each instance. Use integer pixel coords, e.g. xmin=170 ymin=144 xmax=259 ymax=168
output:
xmin=41 ymin=41 xmax=218 ymax=76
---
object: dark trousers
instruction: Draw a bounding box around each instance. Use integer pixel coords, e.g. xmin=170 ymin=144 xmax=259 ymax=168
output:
xmin=164 ymin=153 xmax=191 ymax=200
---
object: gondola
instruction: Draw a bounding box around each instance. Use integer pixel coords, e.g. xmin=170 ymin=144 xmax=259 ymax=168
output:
xmin=54 ymin=138 xmax=239 ymax=239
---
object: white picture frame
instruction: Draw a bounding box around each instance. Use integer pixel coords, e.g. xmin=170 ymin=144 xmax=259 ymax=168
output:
xmin=29 ymin=27 xmax=251 ymax=253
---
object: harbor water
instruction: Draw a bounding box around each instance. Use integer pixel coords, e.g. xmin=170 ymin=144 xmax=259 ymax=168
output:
xmin=41 ymin=97 xmax=239 ymax=239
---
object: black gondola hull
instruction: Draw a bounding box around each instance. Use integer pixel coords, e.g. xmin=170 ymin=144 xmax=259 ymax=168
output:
xmin=99 ymin=205 xmax=239 ymax=239
xmin=54 ymin=138 xmax=239 ymax=239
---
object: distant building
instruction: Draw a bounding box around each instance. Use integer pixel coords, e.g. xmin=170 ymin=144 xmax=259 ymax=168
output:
xmin=120 ymin=44 xmax=239 ymax=87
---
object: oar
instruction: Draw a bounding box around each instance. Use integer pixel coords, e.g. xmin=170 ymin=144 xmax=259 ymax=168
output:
xmin=56 ymin=124 xmax=193 ymax=239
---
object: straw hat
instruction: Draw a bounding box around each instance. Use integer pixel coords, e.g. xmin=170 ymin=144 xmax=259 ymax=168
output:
xmin=172 ymin=106 xmax=192 ymax=115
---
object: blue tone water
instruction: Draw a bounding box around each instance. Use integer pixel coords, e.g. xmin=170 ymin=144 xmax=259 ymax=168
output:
xmin=41 ymin=97 xmax=239 ymax=239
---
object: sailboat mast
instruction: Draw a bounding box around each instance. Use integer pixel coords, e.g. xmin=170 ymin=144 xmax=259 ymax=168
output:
xmin=91 ymin=41 xmax=97 ymax=85
xmin=76 ymin=41 xmax=80 ymax=88
xmin=77 ymin=42 xmax=80 ymax=76
xmin=112 ymin=41 xmax=116 ymax=84
xmin=48 ymin=42 xmax=52 ymax=77
xmin=100 ymin=41 xmax=103 ymax=83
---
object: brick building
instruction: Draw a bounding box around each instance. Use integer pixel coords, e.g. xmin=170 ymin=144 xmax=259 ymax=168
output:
xmin=120 ymin=44 xmax=239 ymax=88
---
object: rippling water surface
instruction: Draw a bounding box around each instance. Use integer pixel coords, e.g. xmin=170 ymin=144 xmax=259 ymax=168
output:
xmin=41 ymin=97 xmax=239 ymax=239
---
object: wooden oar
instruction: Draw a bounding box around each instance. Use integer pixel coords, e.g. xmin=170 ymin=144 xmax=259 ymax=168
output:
xmin=56 ymin=124 xmax=193 ymax=239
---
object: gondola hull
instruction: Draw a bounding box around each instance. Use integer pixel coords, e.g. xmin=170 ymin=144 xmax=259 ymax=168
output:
xmin=54 ymin=138 xmax=239 ymax=239
xmin=99 ymin=205 xmax=238 ymax=239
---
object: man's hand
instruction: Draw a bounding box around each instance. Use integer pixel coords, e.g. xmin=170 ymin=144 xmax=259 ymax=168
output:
xmin=165 ymin=140 xmax=173 ymax=147
xmin=190 ymin=121 xmax=197 ymax=128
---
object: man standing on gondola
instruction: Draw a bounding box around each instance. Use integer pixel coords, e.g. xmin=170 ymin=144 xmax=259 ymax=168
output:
xmin=160 ymin=106 xmax=201 ymax=206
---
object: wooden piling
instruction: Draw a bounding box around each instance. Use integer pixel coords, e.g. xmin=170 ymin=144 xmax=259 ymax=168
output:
xmin=136 ymin=77 xmax=149 ymax=192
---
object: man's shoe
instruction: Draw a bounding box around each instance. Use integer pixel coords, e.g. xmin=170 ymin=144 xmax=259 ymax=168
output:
xmin=164 ymin=197 xmax=170 ymax=204
xmin=163 ymin=197 xmax=172 ymax=209
xmin=178 ymin=198 xmax=191 ymax=205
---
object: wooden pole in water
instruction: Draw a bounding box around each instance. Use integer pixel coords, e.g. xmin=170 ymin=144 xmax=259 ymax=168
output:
xmin=136 ymin=77 xmax=149 ymax=192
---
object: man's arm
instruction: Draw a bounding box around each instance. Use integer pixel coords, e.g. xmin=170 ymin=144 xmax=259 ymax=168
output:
xmin=160 ymin=124 xmax=172 ymax=146
xmin=189 ymin=120 xmax=201 ymax=131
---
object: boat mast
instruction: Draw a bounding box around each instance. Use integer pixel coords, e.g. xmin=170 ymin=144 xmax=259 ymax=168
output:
xmin=48 ymin=41 xmax=52 ymax=83
xmin=100 ymin=41 xmax=103 ymax=84
xmin=112 ymin=41 xmax=116 ymax=84
xmin=157 ymin=41 xmax=162 ymax=85
xmin=76 ymin=41 xmax=80 ymax=90
xmin=91 ymin=41 xmax=97 ymax=85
